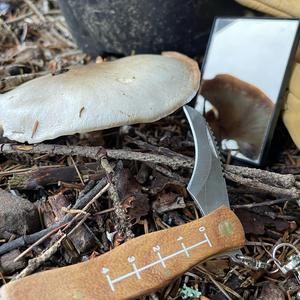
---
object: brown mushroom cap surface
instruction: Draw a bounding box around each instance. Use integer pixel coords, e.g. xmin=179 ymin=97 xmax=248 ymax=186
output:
xmin=200 ymin=74 xmax=274 ymax=159
xmin=0 ymin=52 xmax=200 ymax=144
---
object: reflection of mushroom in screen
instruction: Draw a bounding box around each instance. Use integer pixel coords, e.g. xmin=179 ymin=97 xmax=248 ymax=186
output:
xmin=200 ymin=74 xmax=274 ymax=160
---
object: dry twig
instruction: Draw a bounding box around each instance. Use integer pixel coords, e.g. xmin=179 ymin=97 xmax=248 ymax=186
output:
xmin=0 ymin=143 xmax=194 ymax=169
xmin=100 ymin=156 xmax=134 ymax=240
xmin=14 ymin=233 xmax=66 ymax=280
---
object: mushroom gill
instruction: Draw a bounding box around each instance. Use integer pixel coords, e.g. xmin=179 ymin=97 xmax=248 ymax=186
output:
xmin=200 ymin=74 xmax=274 ymax=159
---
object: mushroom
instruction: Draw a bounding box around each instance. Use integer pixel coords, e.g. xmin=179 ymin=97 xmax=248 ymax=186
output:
xmin=200 ymin=74 xmax=274 ymax=159
xmin=0 ymin=52 xmax=200 ymax=144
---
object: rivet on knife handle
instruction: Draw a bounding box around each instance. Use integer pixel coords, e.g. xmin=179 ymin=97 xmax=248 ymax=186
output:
xmin=0 ymin=207 xmax=245 ymax=300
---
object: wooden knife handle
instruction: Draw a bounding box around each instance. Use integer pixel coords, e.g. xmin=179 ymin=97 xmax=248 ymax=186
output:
xmin=0 ymin=207 xmax=245 ymax=300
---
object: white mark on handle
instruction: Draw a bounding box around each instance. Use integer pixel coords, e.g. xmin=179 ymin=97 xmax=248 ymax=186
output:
xmin=177 ymin=236 xmax=189 ymax=257
xmin=128 ymin=256 xmax=141 ymax=279
xmin=102 ymin=267 xmax=109 ymax=274
xmin=199 ymin=226 xmax=206 ymax=232
xmin=103 ymin=227 xmax=213 ymax=292
xmin=199 ymin=227 xmax=212 ymax=247
xmin=153 ymin=245 xmax=166 ymax=268
xmin=204 ymin=233 xmax=212 ymax=247
xmin=101 ymin=267 xmax=115 ymax=292
xmin=128 ymin=256 xmax=136 ymax=263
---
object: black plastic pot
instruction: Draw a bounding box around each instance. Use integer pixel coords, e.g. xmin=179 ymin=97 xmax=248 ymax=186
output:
xmin=58 ymin=0 xmax=244 ymax=57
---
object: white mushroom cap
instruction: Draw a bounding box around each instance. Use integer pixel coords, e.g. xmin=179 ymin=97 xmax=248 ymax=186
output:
xmin=200 ymin=74 xmax=274 ymax=159
xmin=0 ymin=52 xmax=200 ymax=144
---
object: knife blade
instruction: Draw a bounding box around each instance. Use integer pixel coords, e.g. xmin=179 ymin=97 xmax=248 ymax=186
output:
xmin=183 ymin=105 xmax=243 ymax=260
xmin=183 ymin=105 xmax=229 ymax=214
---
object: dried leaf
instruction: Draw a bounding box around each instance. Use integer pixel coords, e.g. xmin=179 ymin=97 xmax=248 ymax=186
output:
xmin=122 ymin=193 xmax=149 ymax=224
xmin=150 ymin=172 xmax=187 ymax=197
xmin=118 ymin=168 xmax=150 ymax=224
xmin=152 ymin=192 xmax=186 ymax=213
xmin=47 ymin=60 xmax=58 ymax=74
xmin=38 ymin=193 xmax=71 ymax=228
xmin=150 ymin=172 xmax=187 ymax=214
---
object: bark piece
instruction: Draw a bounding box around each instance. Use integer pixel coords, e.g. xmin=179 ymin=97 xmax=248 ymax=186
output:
xmin=63 ymin=224 xmax=97 ymax=263
xmin=68 ymin=224 xmax=97 ymax=254
xmin=39 ymin=193 xmax=71 ymax=228
xmin=8 ymin=162 xmax=104 ymax=190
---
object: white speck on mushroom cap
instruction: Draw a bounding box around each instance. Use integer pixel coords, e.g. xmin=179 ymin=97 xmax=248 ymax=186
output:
xmin=0 ymin=52 xmax=200 ymax=144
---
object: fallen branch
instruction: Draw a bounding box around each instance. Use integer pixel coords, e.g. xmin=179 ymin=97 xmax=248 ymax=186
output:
xmin=7 ymin=163 xmax=103 ymax=189
xmin=225 ymin=165 xmax=297 ymax=189
xmin=0 ymin=143 xmax=194 ymax=170
xmin=225 ymin=172 xmax=300 ymax=198
xmin=1 ymin=143 xmax=300 ymax=203
xmin=232 ymin=197 xmax=299 ymax=209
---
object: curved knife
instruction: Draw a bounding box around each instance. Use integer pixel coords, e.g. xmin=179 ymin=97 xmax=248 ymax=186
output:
xmin=0 ymin=106 xmax=245 ymax=300
xmin=183 ymin=105 xmax=244 ymax=261
xmin=183 ymin=105 xmax=229 ymax=215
